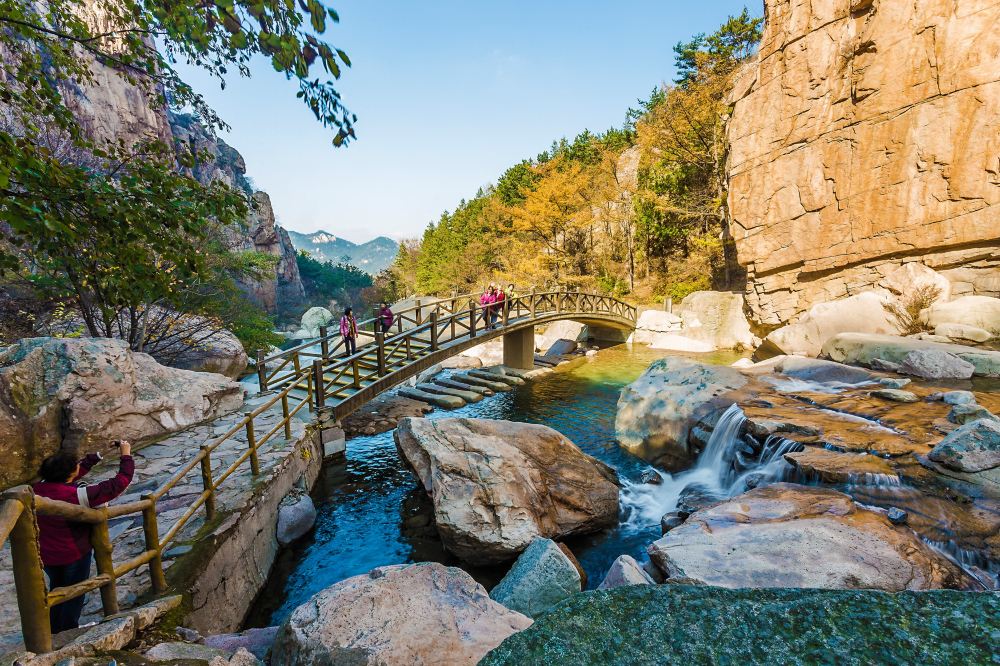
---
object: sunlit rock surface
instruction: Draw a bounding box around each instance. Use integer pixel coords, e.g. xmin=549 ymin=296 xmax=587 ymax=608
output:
xmin=647 ymin=484 xmax=971 ymax=591
xmin=394 ymin=417 xmax=619 ymax=565
xmin=272 ymin=563 xmax=531 ymax=666
xmin=727 ymin=0 xmax=1000 ymax=325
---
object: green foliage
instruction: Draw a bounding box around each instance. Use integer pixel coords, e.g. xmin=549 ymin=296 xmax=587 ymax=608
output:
xmin=496 ymin=162 xmax=538 ymax=207
xmin=296 ymin=251 xmax=373 ymax=309
xmin=0 ymin=0 xmax=357 ymax=352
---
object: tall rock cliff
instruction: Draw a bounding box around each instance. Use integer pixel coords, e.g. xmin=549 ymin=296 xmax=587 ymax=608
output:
xmin=726 ymin=0 xmax=1000 ymax=325
xmin=61 ymin=19 xmax=305 ymax=316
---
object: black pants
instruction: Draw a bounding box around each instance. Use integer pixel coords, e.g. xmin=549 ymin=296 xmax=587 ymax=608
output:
xmin=344 ymin=336 xmax=357 ymax=357
xmin=45 ymin=550 xmax=93 ymax=633
xmin=380 ymin=322 xmax=392 ymax=334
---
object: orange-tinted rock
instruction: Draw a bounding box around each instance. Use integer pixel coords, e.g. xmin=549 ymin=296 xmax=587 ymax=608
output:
xmin=727 ymin=0 xmax=1000 ymax=325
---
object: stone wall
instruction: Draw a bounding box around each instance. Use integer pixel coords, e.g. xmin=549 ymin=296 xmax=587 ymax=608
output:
xmin=726 ymin=0 xmax=1000 ymax=325
xmin=184 ymin=427 xmax=324 ymax=633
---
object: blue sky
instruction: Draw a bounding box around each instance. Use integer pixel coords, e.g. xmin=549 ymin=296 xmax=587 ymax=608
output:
xmin=177 ymin=1 xmax=761 ymax=243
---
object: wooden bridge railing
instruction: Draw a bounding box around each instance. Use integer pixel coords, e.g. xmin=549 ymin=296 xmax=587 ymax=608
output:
xmin=262 ymin=289 xmax=637 ymax=414
xmin=0 ymin=368 xmax=332 ymax=653
xmin=0 ymin=288 xmax=634 ymax=652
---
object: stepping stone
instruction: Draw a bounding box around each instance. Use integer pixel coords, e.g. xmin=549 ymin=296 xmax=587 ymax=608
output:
xmin=496 ymin=366 xmax=530 ymax=380
xmin=453 ymin=373 xmax=510 ymax=392
xmin=417 ymin=383 xmax=483 ymax=403
xmin=434 ymin=377 xmax=494 ymax=396
xmin=398 ymin=387 xmax=466 ymax=409
xmin=470 ymin=369 xmax=525 ymax=386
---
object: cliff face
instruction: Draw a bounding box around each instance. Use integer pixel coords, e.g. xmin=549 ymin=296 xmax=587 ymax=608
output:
xmin=726 ymin=0 xmax=1000 ymax=325
xmin=63 ymin=29 xmax=305 ymax=316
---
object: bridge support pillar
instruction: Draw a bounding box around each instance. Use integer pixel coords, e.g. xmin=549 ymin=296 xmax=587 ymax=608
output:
xmin=503 ymin=327 xmax=534 ymax=370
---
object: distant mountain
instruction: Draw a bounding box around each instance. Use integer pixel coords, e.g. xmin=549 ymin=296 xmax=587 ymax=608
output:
xmin=287 ymin=230 xmax=399 ymax=275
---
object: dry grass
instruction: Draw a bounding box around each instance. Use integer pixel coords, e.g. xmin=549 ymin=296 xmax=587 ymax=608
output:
xmin=883 ymin=285 xmax=942 ymax=335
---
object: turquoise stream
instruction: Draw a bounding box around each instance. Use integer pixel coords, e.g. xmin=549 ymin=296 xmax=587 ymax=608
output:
xmin=247 ymin=345 xmax=742 ymax=626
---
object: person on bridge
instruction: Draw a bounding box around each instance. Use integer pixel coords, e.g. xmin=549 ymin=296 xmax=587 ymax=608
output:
xmin=33 ymin=442 xmax=134 ymax=633
xmin=492 ymin=284 xmax=506 ymax=328
xmin=479 ymin=285 xmax=496 ymax=328
xmin=378 ymin=302 xmax=394 ymax=334
xmin=340 ymin=307 xmax=359 ymax=357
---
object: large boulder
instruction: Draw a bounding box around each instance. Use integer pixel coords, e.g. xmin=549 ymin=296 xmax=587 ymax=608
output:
xmin=646 ymin=484 xmax=969 ymax=591
xmin=898 ymin=349 xmax=975 ymax=380
xmin=934 ymin=322 xmax=993 ymax=343
xmin=536 ymin=320 xmax=588 ymax=353
xmin=394 ymin=418 xmax=619 ymax=565
xmin=293 ymin=307 xmax=335 ymax=339
xmin=479 ymin=586 xmax=998 ymax=665
xmin=922 ymin=295 xmax=1000 ymax=332
xmin=648 ymin=334 xmax=715 ymax=353
xmin=276 ymin=493 xmax=317 ymax=545
xmin=677 ymin=291 xmax=755 ymax=350
xmin=821 ymin=333 xmax=1000 ymax=377
xmin=879 ymin=263 xmax=952 ymax=303
xmin=0 ymin=337 xmax=243 ymax=487
xmin=760 ymin=291 xmax=900 ymax=358
xmin=927 ymin=419 xmax=1000 ymax=473
xmin=489 ymin=538 xmax=581 ymax=618
xmin=166 ymin=325 xmax=249 ymax=379
xmin=630 ymin=310 xmax=683 ymax=344
xmin=271 ymin=563 xmax=531 ymax=666
xmin=615 ymin=357 xmax=748 ymax=471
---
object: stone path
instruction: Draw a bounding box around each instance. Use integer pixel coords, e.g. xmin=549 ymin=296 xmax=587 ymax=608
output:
xmin=0 ymin=392 xmax=310 ymax=644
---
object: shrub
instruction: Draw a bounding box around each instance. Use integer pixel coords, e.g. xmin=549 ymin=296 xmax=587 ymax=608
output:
xmin=883 ymin=285 xmax=941 ymax=335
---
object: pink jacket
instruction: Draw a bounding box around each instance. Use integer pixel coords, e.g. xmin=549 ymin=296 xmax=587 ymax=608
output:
xmin=340 ymin=315 xmax=357 ymax=339
xmin=480 ymin=293 xmax=495 ymax=307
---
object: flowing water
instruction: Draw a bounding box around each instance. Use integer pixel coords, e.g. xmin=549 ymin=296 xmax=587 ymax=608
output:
xmin=247 ymin=345 xmax=743 ymax=626
xmin=247 ymin=344 xmax=1000 ymax=626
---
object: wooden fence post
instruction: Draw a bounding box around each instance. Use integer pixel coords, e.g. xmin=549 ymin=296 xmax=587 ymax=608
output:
xmin=470 ymin=303 xmax=478 ymax=337
xmin=281 ymin=393 xmax=292 ymax=439
xmin=256 ymin=351 xmax=267 ymax=393
xmin=430 ymin=311 xmax=439 ymax=351
xmin=141 ymin=495 xmax=167 ymax=593
xmin=352 ymin=358 xmax=361 ymax=389
xmin=245 ymin=412 xmax=260 ymax=476
xmin=415 ymin=299 xmax=423 ymax=325
xmin=376 ymin=332 xmax=387 ymax=376
xmin=200 ymin=447 xmax=216 ymax=520
xmin=312 ymin=360 xmax=326 ymax=409
xmin=3 ymin=487 xmax=51 ymax=654
xmin=530 ymin=289 xmax=536 ymax=318
xmin=90 ymin=519 xmax=119 ymax=616
xmin=319 ymin=326 xmax=329 ymax=359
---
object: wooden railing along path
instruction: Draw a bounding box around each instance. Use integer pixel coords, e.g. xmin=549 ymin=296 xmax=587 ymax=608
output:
xmin=0 ymin=289 xmax=635 ymax=652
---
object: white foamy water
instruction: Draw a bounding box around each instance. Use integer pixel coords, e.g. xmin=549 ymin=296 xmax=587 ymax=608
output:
xmin=761 ymin=375 xmax=875 ymax=394
xmin=620 ymin=405 xmax=801 ymax=531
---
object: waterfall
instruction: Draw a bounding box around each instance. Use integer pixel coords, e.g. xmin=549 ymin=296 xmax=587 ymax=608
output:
xmin=845 ymin=472 xmax=902 ymax=488
xmin=620 ymin=405 xmax=800 ymax=530
xmin=923 ymin=538 xmax=1000 ymax=591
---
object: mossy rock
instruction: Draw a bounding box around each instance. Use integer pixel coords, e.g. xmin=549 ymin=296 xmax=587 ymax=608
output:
xmin=480 ymin=585 xmax=999 ymax=665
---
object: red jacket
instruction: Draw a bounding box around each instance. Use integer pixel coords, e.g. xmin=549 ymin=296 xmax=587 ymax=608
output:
xmin=32 ymin=454 xmax=135 ymax=566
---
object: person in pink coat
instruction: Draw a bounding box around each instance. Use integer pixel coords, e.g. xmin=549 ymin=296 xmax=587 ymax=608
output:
xmin=479 ymin=284 xmax=496 ymax=328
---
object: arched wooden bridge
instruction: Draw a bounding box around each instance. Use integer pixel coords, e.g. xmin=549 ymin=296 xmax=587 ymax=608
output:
xmin=256 ymin=290 xmax=637 ymax=420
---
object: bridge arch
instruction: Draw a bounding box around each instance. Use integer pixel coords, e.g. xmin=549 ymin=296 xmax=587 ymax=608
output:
xmin=257 ymin=290 xmax=637 ymax=421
